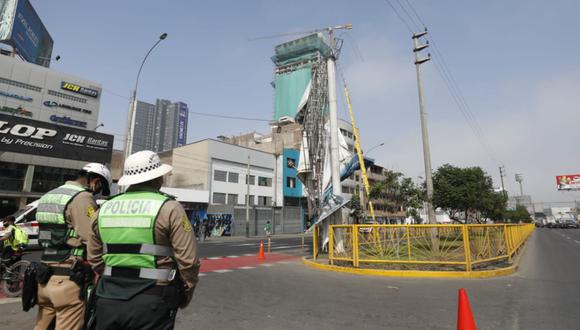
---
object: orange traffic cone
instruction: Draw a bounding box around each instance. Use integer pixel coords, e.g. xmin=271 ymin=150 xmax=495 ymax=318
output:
xmin=258 ymin=240 xmax=266 ymax=260
xmin=457 ymin=288 xmax=477 ymax=330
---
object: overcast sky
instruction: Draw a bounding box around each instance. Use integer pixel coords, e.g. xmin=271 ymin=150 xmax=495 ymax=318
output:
xmin=32 ymin=0 xmax=580 ymax=204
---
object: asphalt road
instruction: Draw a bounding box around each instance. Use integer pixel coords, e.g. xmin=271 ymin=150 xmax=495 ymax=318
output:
xmin=2 ymin=229 xmax=580 ymax=329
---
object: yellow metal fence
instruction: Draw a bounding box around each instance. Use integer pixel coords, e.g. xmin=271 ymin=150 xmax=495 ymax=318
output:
xmin=324 ymin=224 xmax=534 ymax=271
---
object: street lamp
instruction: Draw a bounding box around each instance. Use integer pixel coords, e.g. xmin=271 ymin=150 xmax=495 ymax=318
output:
xmin=94 ymin=123 xmax=104 ymax=131
xmin=365 ymin=142 xmax=385 ymax=156
xmin=123 ymin=32 xmax=168 ymax=163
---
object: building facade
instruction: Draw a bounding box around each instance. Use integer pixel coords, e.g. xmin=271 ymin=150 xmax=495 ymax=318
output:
xmin=0 ymin=54 xmax=110 ymax=216
xmin=132 ymin=99 xmax=188 ymax=154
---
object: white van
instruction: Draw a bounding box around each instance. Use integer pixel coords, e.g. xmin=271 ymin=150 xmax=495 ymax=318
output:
xmin=0 ymin=199 xmax=106 ymax=248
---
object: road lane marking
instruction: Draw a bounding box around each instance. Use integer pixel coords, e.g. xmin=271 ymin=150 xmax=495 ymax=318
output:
xmin=207 ymin=257 xmax=222 ymax=260
xmin=199 ymin=273 xmax=207 ymax=277
xmin=260 ymin=263 xmax=274 ymax=267
xmin=575 ymin=240 xmax=580 ymax=244
xmin=271 ymin=245 xmax=303 ymax=250
xmin=238 ymin=266 xmax=256 ymax=270
xmin=243 ymin=253 xmax=255 ymax=256
xmin=227 ymin=255 xmax=241 ymax=258
xmin=213 ymin=269 xmax=233 ymax=273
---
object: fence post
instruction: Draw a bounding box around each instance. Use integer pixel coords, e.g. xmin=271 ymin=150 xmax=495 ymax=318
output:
xmin=313 ymin=224 xmax=318 ymax=262
xmin=406 ymin=225 xmax=412 ymax=260
xmin=329 ymin=225 xmax=334 ymax=265
xmin=352 ymin=225 xmax=359 ymax=267
xmin=462 ymin=225 xmax=472 ymax=272
xmin=503 ymin=224 xmax=511 ymax=262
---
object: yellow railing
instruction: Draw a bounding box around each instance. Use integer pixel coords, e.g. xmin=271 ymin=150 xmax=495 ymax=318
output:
xmin=326 ymin=224 xmax=535 ymax=271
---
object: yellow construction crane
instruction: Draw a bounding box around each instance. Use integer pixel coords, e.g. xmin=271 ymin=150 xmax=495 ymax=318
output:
xmin=341 ymin=78 xmax=377 ymax=223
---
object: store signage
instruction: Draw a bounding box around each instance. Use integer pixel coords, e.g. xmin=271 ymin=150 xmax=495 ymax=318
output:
xmin=0 ymin=90 xmax=33 ymax=102
xmin=43 ymin=100 xmax=92 ymax=114
xmin=60 ymin=82 xmax=99 ymax=98
xmin=49 ymin=115 xmax=87 ymax=128
xmin=0 ymin=105 xmax=32 ymax=117
xmin=0 ymin=113 xmax=113 ymax=163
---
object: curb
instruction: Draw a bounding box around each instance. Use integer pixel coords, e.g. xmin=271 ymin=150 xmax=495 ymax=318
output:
xmin=302 ymin=239 xmax=529 ymax=279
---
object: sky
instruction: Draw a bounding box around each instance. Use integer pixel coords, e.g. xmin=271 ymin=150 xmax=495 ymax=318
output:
xmin=31 ymin=0 xmax=580 ymax=204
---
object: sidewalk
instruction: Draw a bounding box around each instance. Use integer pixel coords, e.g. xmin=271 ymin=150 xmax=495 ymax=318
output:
xmin=200 ymin=232 xmax=310 ymax=244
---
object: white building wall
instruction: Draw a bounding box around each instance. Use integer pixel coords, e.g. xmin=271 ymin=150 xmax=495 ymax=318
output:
xmin=210 ymin=159 xmax=274 ymax=205
xmin=0 ymin=55 xmax=101 ymax=130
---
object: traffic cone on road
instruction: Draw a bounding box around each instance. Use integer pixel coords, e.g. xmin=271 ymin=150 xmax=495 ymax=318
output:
xmin=258 ymin=240 xmax=266 ymax=260
xmin=457 ymin=288 xmax=477 ymax=330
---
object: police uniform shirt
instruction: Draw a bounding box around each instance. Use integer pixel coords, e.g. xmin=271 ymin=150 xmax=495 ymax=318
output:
xmin=87 ymin=185 xmax=199 ymax=304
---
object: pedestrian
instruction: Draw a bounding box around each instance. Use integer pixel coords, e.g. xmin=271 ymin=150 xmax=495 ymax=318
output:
xmin=88 ymin=150 xmax=199 ymax=330
xmin=0 ymin=215 xmax=28 ymax=265
xmin=34 ymin=163 xmax=112 ymax=330
xmin=264 ymin=220 xmax=272 ymax=237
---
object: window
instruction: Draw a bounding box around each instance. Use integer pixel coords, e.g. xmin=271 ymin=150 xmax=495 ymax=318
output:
xmin=214 ymin=170 xmax=227 ymax=182
xmin=287 ymin=177 xmax=296 ymax=188
xmin=245 ymin=195 xmax=255 ymax=205
xmin=48 ymin=90 xmax=88 ymax=103
xmin=245 ymin=175 xmax=255 ymax=185
xmin=228 ymin=172 xmax=239 ymax=183
xmin=258 ymin=196 xmax=272 ymax=206
xmin=258 ymin=176 xmax=272 ymax=187
xmin=286 ymin=157 xmax=296 ymax=169
xmin=213 ymin=193 xmax=226 ymax=204
xmin=227 ymin=194 xmax=238 ymax=205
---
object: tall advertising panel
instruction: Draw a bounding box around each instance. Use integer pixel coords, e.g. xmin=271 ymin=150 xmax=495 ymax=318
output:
xmin=0 ymin=113 xmax=113 ymax=163
xmin=0 ymin=0 xmax=54 ymax=67
xmin=556 ymin=174 xmax=580 ymax=191
xmin=177 ymin=102 xmax=188 ymax=146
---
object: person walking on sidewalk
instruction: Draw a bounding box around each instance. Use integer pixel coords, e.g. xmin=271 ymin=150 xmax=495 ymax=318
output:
xmin=34 ymin=163 xmax=112 ymax=330
xmin=264 ymin=220 xmax=272 ymax=237
xmin=88 ymin=150 xmax=200 ymax=330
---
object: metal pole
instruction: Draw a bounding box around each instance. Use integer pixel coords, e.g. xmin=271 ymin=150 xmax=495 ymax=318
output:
xmin=246 ymin=155 xmax=251 ymax=237
xmin=123 ymin=34 xmax=167 ymax=166
xmin=499 ymin=166 xmax=507 ymax=198
xmin=413 ymin=32 xmax=436 ymax=224
xmin=327 ymin=34 xmax=342 ymax=198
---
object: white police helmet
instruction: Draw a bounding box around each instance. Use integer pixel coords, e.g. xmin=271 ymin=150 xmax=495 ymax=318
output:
xmin=118 ymin=150 xmax=172 ymax=187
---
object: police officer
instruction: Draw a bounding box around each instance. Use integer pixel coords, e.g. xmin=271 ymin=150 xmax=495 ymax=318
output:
xmin=35 ymin=163 xmax=112 ymax=330
xmin=88 ymin=150 xmax=199 ymax=330
xmin=0 ymin=216 xmax=28 ymax=264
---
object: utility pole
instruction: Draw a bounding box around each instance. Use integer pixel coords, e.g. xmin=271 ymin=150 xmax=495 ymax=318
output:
xmin=412 ymin=29 xmax=436 ymax=224
xmin=246 ymin=155 xmax=251 ymax=238
xmin=499 ymin=166 xmax=507 ymax=198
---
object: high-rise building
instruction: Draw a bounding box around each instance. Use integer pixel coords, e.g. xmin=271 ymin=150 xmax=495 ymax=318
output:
xmin=132 ymin=99 xmax=188 ymax=153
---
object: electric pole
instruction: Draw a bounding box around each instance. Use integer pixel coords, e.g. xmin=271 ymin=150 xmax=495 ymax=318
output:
xmin=499 ymin=166 xmax=507 ymax=198
xmin=412 ymin=29 xmax=436 ymax=224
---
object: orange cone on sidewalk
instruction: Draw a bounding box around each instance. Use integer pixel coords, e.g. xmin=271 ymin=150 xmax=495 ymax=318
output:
xmin=258 ymin=240 xmax=266 ymax=260
xmin=457 ymin=288 xmax=477 ymax=330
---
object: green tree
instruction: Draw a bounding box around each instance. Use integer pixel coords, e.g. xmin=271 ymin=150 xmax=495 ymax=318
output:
xmin=349 ymin=193 xmax=364 ymax=224
xmin=504 ymin=205 xmax=531 ymax=223
xmin=370 ymin=170 xmax=425 ymax=223
xmin=432 ymin=164 xmax=504 ymax=223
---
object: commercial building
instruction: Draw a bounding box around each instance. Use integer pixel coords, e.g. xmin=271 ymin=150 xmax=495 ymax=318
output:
xmin=132 ymin=99 xmax=188 ymax=154
xmin=0 ymin=54 xmax=112 ymax=216
xmin=159 ymin=139 xmax=304 ymax=236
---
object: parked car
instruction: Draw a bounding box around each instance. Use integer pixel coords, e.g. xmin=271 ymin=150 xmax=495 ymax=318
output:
xmin=562 ymin=219 xmax=578 ymax=229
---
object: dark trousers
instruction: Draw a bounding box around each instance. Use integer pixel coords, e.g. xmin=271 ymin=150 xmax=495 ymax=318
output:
xmin=95 ymin=294 xmax=177 ymax=330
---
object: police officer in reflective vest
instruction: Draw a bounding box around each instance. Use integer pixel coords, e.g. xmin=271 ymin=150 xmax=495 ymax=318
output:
xmin=88 ymin=150 xmax=199 ymax=330
xmin=1 ymin=215 xmax=28 ymax=265
xmin=35 ymin=163 xmax=112 ymax=330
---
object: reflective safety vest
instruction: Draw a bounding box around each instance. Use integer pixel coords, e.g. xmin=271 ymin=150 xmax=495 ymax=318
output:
xmin=36 ymin=184 xmax=86 ymax=262
xmin=4 ymin=225 xmax=28 ymax=251
xmin=98 ymin=191 xmax=175 ymax=281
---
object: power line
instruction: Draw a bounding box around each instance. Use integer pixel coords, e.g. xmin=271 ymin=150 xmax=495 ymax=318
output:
xmin=383 ymin=0 xmax=414 ymax=33
xmin=386 ymin=0 xmax=501 ymax=164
